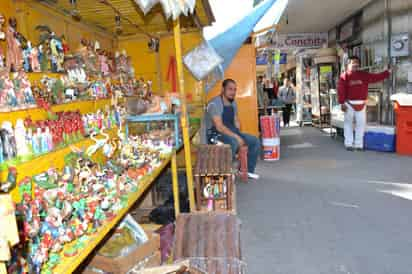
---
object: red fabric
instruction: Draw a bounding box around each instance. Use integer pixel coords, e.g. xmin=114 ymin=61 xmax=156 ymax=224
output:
xmin=338 ymin=70 xmax=389 ymax=104
xmin=166 ymin=56 xmax=177 ymax=92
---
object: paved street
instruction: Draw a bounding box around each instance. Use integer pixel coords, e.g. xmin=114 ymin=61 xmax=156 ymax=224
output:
xmin=238 ymin=127 xmax=412 ymax=274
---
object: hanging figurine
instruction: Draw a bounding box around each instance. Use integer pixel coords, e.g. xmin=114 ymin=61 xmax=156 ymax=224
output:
xmin=6 ymin=18 xmax=24 ymax=72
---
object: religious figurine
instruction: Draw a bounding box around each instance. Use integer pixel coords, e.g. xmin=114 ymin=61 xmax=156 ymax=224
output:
xmin=14 ymin=119 xmax=30 ymax=158
xmin=23 ymin=41 xmax=32 ymax=72
xmin=4 ymin=71 xmax=17 ymax=109
xmin=12 ymin=72 xmax=26 ymax=108
xmin=0 ymin=167 xmax=17 ymax=193
xmin=6 ymin=18 xmax=23 ymax=72
xmin=0 ymin=14 xmax=5 ymax=70
xmin=0 ymin=13 xmax=5 ymax=40
xmin=30 ymin=46 xmax=41 ymax=72
xmin=21 ymin=71 xmax=36 ymax=106
xmin=99 ymin=50 xmax=110 ymax=77
xmin=0 ymin=70 xmax=8 ymax=110
xmin=39 ymin=44 xmax=49 ymax=72
xmin=50 ymin=33 xmax=60 ymax=73
xmin=0 ymin=121 xmax=17 ymax=161
xmin=61 ymin=35 xmax=70 ymax=55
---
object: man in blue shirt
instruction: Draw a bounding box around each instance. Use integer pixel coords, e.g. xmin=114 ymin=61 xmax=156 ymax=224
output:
xmin=206 ymin=79 xmax=260 ymax=179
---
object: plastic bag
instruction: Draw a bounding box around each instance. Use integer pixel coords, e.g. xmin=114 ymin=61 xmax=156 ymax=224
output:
xmin=98 ymin=214 xmax=148 ymax=258
xmin=183 ymin=41 xmax=223 ymax=81
xmin=134 ymin=0 xmax=159 ymax=15
xmin=159 ymin=0 xmax=173 ymax=19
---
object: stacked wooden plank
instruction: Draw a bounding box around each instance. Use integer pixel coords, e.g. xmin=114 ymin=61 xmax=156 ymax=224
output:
xmin=194 ymin=145 xmax=234 ymax=211
xmin=173 ymin=213 xmax=244 ymax=274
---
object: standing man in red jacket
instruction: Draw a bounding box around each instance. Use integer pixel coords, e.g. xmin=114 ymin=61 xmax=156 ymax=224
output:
xmin=338 ymin=56 xmax=390 ymax=151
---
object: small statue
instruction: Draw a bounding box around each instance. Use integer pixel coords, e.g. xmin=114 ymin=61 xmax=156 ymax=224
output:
xmin=0 ymin=166 xmax=17 ymax=193
xmin=20 ymin=71 xmax=36 ymax=106
xmin=6 ymin=18 xmax=23 ymax=72
xmin=4 ymin=74 xmax=17 ymax=109
xmin=0 ymin=14 xmax=5 ymax=70
xmin=61 ymin=35 xmax=70 ymax=55
xmin=30 ymin=46 xmax=41 ymax=72
xmin=14 ymin=119 xmax=30 ymax=158
xmin=0 ymin=121 xmax=17 ymax=161
xmin=99 ymin=50 xmax=110 ymax=77
xmin=38 ymin=44 xmax=49 ymax=72
xmin=23 ymin=41 xmax=32 ymax=72
xmin=0 ymin=70 xmax=9 ymax=110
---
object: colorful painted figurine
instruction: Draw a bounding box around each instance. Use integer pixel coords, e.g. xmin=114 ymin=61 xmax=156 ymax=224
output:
xmin=15 ymin=119 xmax=30 ymax=158
xmin=6 ymin=18 xmax=23 ymax=72
xmin=1 ymin=121 xmax=17 ymax=160
xmin=0 ymin=166 xmax=17 ymax=193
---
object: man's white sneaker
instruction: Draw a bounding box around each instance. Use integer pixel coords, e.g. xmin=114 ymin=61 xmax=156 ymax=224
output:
xmin=248 ymin=173 xmax=260 ymax=180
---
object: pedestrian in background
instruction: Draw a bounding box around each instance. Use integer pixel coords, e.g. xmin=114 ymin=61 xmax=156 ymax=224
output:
xmin=279 ymin=78 xmax=296 ymax=127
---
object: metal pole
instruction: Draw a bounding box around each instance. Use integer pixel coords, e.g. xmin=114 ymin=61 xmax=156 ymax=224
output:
xmin=173 ymin=18 xmax=196 ymax=211
xmin=385 ymin=0 xmax=394 ymax=125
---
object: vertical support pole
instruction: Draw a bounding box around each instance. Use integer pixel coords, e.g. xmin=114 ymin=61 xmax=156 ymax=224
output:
xmin=173 ymin=18 xmax=196 ymax=211
xmin=171 ymin=151 xmax=180 ymax=218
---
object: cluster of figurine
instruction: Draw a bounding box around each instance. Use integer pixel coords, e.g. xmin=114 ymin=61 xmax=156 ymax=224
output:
xmin=0 ymin=15 xmax=134 ymax=83
xmin=129 ymin=129 xmax=177 ymax=155
xmin=0 ymin=70 xmax=36 ymax=112
xmin=0 ymin=107 xmax=124 ymax=165
xmin=6 ymin=146 xmax=161 ymax=273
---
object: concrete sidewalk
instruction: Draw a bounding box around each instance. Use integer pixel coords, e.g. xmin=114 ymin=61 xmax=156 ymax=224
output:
xmin=238 ymin=126 xmax=412 ymax=274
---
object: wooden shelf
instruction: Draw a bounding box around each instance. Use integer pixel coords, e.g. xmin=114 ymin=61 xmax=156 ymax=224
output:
xmin=0 ymin=98 xmax=112 ymax=125
xmin=0 ymin=127 xmax=118 ymax=202
xmin=52 ymin=155 xmax=172 ymax=274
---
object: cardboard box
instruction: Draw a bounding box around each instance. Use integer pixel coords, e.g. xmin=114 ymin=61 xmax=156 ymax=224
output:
xmin=87 ymin=231 xmax=160 ymax=274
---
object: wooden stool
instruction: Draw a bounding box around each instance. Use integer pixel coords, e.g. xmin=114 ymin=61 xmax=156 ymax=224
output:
xmin=194 ymin=145 xmax=234 ymax=212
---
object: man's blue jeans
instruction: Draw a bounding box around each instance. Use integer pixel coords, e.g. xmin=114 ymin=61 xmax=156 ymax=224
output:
xmin=218 ymin=132 xmax=260 ymax=173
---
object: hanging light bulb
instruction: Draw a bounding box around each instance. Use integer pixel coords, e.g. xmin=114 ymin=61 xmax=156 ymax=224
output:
xmin=70 ymin=0 xmax=81 ymax=21
xmin=115 ymin=14 xmax=123 ymax=35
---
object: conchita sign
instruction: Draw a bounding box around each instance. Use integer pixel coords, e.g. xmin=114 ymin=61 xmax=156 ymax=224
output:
xmin=270 ymin=33 xmax=328 ymax=50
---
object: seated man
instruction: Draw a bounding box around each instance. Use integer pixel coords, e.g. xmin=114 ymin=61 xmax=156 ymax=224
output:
xmin=206 ymin=79 xmax=260 ymax=180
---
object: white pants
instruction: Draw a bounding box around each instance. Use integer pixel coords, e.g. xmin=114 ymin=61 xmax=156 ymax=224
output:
xmin=344 ymin=102 xmax=366 ymax=148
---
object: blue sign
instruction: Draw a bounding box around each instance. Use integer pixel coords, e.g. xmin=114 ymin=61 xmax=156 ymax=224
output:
xmin=280 ymin=53 xmax=287 ymax=64
xmin=256 ymin=53 xmax=268 ymax=65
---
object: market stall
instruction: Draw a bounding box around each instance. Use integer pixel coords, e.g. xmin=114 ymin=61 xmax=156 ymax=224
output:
xmin=0 ymin=1 xmax=215 ymax=273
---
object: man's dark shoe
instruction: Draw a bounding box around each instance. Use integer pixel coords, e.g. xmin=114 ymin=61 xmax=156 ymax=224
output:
xmin=355 ymin=147 xmax=364 ymax=152
xmin=346 ymin=146 xmax=354 ymax=151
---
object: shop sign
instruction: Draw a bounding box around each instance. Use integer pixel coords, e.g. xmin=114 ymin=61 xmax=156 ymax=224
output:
xmin=270 ymin=33 xmax=328 ymax=50
xmin=256 ymin=52 xmax=269 ymax=65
